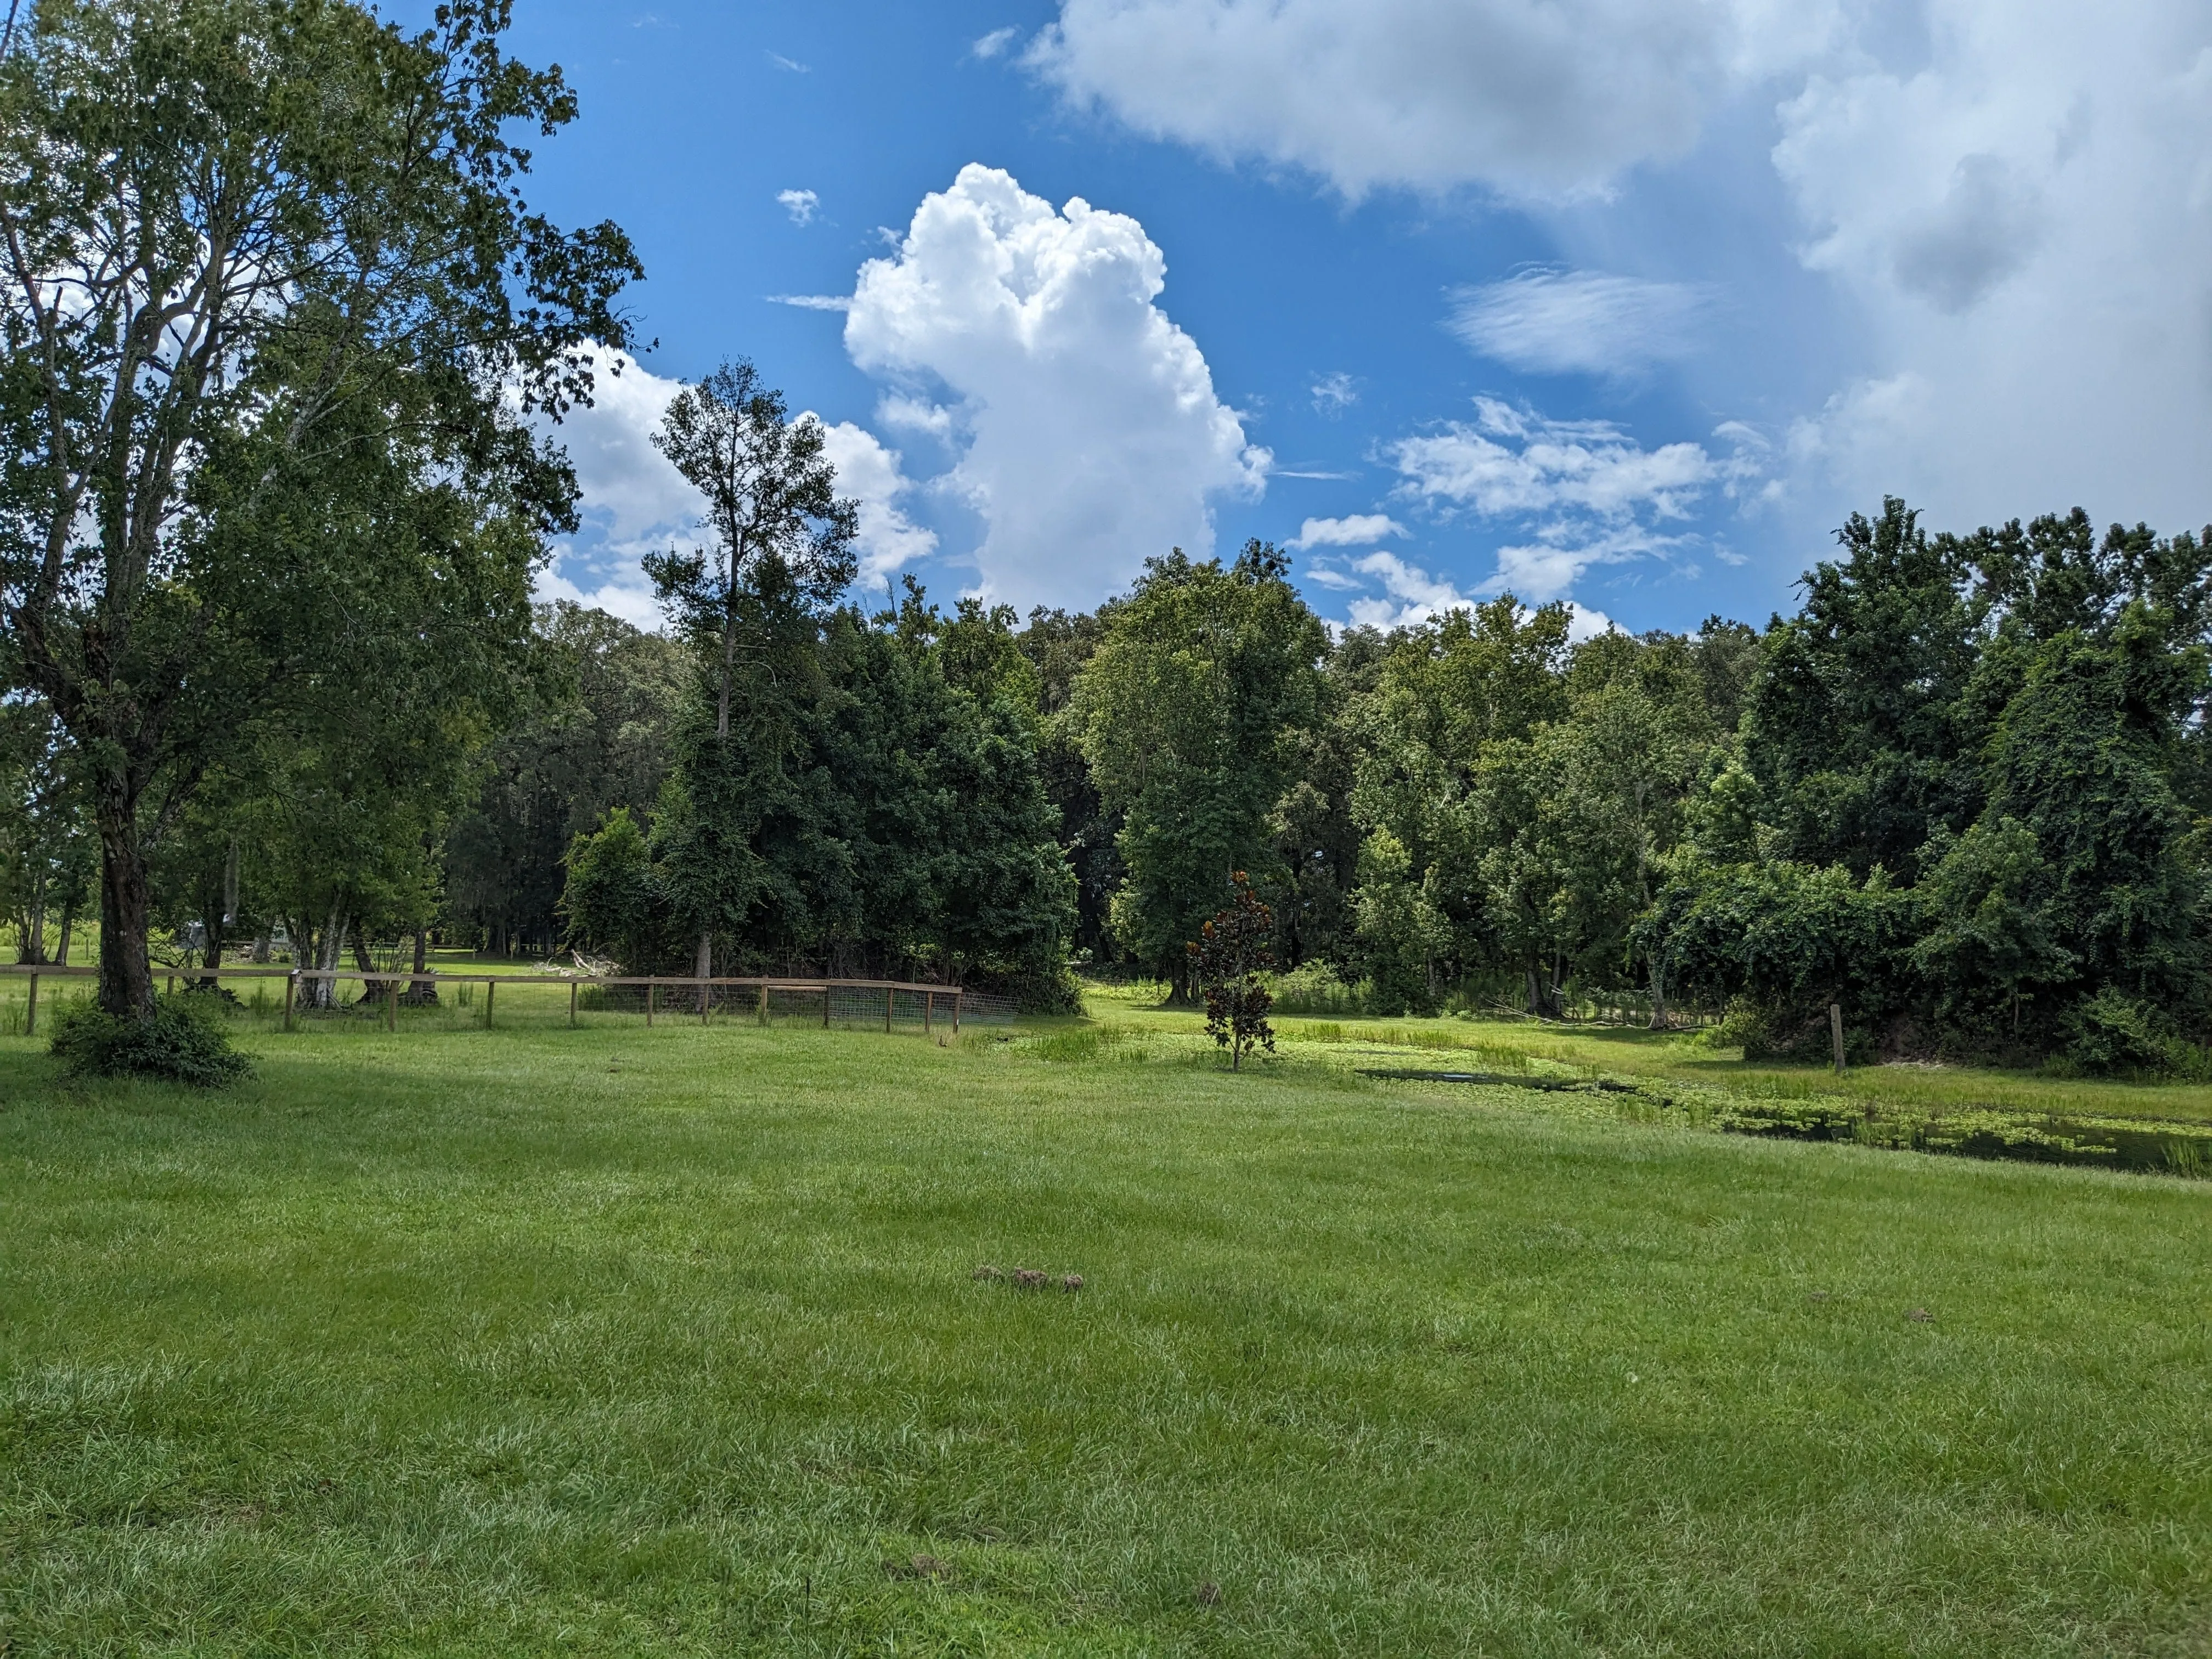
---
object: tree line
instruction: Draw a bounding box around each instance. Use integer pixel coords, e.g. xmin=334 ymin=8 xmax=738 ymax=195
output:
xmin=3 ymin=0 xmax=2210 ymax=1077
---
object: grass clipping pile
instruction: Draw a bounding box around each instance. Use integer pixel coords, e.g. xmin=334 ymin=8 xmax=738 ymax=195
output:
xmin=50 ymin=992 xmax=254 ymax=1088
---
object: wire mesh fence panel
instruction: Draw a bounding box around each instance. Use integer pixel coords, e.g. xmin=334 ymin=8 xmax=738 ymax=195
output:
xmin=0 ymin=967 xmax=1018 ymax=1044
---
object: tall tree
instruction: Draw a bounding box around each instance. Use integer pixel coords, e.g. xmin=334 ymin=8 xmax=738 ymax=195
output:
xmin=644 ymin=360 xmax=856 ymax=985
xmin=1069 ymin=543 xmax=1326 ymax=991
xmin=0 ymin=0 xmax=640 ymax=1017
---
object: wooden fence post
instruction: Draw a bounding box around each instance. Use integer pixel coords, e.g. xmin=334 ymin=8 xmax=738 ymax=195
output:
xmin=569 ymin=980 xmax=579 ymax=1028
xmin=823 ymin=983 xmax=832 ymax=1028
xmin=646 ymin=980 xmax=655 ymax=1028
xmin=24 ymin=969 xmax=37 ymax=1038
xmin=1830 ymin=1002 xmax=1846 ymax=1075
xmin=283 ymin=971 xmax=296 ymax=1032
xmin=387 ymin=977 xmax=398 ymax=1032
xmin=885 ymin=986 xmax=894 ymax=1033
xmin=952 ymin=990 xmax=962 ymax=1036
xmin=702 ymin=979 xmax=710 ymax=1026
xmin=924 ymin=990 xmax=933 ymax=1037
xmin=757 ymin=983 xmax=769 ymax=1025
xmin=484 ymin=977 xmax=495 ymax=1030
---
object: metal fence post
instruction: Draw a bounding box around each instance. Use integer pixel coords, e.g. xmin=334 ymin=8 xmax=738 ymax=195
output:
xmin=24 ymin=970 xmax=37 ymax=1037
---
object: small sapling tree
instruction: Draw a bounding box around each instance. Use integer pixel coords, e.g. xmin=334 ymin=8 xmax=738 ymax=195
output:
xmin=1188 ymin=871 xmax=1276 ymax=1070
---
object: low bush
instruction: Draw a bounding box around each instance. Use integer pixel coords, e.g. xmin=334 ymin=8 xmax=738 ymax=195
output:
xmin=1268 ymin=961 xmax=1374 ymax=1017
xmin=49 ymin=993 xmax=253 ymax=1088
xmin=2061 ymin=989 xmax=2171 ymax=1077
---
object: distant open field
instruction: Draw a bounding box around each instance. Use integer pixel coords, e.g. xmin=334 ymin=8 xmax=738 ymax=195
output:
xmin=1 ymin=994 xmax=2207 ymax=1654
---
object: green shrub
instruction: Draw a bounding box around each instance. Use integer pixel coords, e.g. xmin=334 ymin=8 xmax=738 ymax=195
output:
xmin=1268 ymin=961 xmax=1373 ymax=1017
xmin=1708 ymin=998 xmax=1774 ymax=1058
xmin=50 ymin=994 xmax=253 ymax=1088
xmin=2062 ymin=989 xmax=2171 ymax=1077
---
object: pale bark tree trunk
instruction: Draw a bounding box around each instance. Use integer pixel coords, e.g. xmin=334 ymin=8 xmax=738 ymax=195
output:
xmin=696 ymin=929 xmax=713 ymax=1015
xmin=1647 ymin=956 xmax=1671 ymax=1031
xmin=21 ymin=878 xmax=46 ymax=965
xmin=312 ymin=900 xmax=346 ymax=1010
xmin=54 ymin=902 xmax=73 ymax=966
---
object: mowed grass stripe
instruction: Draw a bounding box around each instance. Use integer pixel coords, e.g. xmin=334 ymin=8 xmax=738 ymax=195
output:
xmin=1 ymin=1022 xmax=2207 ymax=1655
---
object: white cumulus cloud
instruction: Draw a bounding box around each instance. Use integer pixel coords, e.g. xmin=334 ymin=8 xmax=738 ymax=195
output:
xmin=777 ymin=188 xmax=820 ymax=226
xmin=813 ymin=420 xmax=938 ymax=581
xmin=1383 ymin=398 xmax=1759 ymax=602
xmin=1324 ymin=549 xmax=1612 ymax=637
xmin=1391 ymin=397 xmax=1730 ymax=521
xmin=844 ymin=162 xmax=1267 ymax=609
xmin=1285 ymin=514 xmax=1404 ymax=550
xmin=1028 ymin=0 xmax=1842 ymax=198
xmin=1447 ymin=269 xmax=1714 ymax=375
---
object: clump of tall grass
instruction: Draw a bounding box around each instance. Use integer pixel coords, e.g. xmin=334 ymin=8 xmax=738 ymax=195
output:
xmin=1266 ymin=962 xmax=1374 ymax=1017
xmin=1029 ymin=1024 xmax=1146 ymax=1063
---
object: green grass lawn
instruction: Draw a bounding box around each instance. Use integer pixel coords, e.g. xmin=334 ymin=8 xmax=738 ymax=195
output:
xmin=1 ymin=1006 xmax=2207 ymax=1655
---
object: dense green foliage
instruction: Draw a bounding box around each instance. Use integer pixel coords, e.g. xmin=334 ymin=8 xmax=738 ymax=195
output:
xmin=560 ymin=593 xmax=1077 ymax=1006
xmin=0 ymin=0 xmax=639 ymax=1022
xmin=47 ymin=990 xmax=251 ymax=1087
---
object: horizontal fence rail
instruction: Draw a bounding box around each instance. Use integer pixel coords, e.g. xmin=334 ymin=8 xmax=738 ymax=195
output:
xmin=0 ymin=965 xmax=1002 ymax=1039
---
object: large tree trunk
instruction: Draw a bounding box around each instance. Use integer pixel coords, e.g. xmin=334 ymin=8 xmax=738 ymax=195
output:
xmin=1647 ymin=956 xmax=1671 ymax=1031
xmin=54 ymin=902 xmax=74 ymax=966
xmin=695 ymin=928 xmax=713 ymax=1015
xmin=94 ymin=790 xmax=156 ymax=1018
xmin=1526 ymin=961 xmax=1562 ymax=1021
xmin=351 ymin=931 xmax=386 ymax=1006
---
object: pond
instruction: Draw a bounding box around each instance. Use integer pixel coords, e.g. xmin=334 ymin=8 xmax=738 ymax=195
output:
xmin=1362 ymin=1069 xmax=2212 ymax=1179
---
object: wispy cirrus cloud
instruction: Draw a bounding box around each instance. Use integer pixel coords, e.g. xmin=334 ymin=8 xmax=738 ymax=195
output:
xmin=1446 ymin=268 xmax=1714 ymax=375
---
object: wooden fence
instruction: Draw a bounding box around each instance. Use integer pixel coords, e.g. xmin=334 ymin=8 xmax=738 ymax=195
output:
xmin=0 ymin=964 xmax=966 ymax=1039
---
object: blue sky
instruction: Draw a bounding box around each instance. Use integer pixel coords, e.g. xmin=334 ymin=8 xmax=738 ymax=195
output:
xmin=471 ymin=0 xmax=2212 ymax=637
